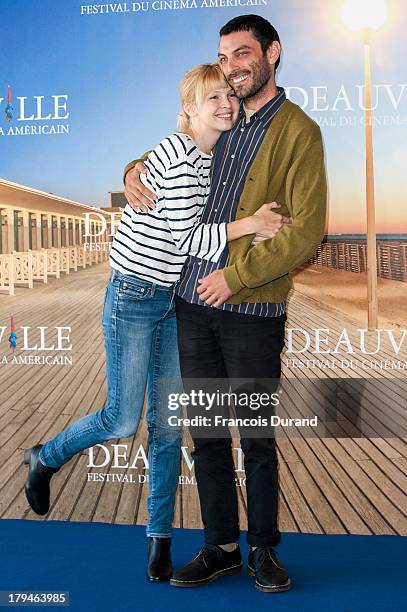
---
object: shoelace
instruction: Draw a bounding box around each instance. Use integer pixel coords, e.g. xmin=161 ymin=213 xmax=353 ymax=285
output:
xmin=202 ymin=546 xmax=224 ymax=569
xmin=201 ymin=545 xmax=224 ymax=558
xmin=193 ymin=545 xmax=224 ymax=565
xmin=255 ymin=547 xmax=284 ymax=570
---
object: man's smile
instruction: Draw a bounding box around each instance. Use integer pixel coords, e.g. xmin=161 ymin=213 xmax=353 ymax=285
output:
xmin=229 ymin=72 xmax=250 ymax=85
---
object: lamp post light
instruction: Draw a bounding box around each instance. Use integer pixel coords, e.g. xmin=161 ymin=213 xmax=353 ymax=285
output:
xmin=341 ymin=0 xmax=387 ymax=330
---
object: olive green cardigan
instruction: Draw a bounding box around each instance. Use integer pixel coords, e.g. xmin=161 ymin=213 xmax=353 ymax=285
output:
xmin=123 ymin=99 xmax=327 ymax=304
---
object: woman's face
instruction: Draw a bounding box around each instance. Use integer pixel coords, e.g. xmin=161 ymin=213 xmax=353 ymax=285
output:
xmin=196 ymin=86 xmax=239 ymax=133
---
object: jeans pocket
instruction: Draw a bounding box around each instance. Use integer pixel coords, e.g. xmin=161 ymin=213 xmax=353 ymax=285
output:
xmin=119 ymin=279 xmax=152 ymax=301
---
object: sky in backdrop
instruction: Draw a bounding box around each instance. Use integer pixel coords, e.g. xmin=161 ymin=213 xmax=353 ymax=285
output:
xmin=0 ymin=0 xmax=406 ymax=233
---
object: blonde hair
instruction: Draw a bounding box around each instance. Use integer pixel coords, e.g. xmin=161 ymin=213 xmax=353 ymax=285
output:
xmin=177 ymin=63 xmax=229 ymax=132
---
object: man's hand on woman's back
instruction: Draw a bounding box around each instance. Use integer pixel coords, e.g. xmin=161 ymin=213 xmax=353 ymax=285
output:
xmin=124 ymin=162 xmax=157 ymax=213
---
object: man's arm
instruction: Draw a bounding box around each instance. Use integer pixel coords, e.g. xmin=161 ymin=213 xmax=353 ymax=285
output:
xmin=223 ymin=137 xmax=327 ymax=293
xmin=123 ymin=154 xmax=149 ymax=184
xmin=123 ymin=152 xmax=155 ymax=212
xmin=123 ymin=159 xmax=138 ymax=183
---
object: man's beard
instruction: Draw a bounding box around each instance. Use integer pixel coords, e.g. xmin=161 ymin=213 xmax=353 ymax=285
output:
xmin=230 ymin=57 xmax=273 ymax=102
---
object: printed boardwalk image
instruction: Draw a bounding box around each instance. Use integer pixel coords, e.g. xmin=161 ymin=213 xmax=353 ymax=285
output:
xmin=0 ymin=262 xmax=406 ymax=536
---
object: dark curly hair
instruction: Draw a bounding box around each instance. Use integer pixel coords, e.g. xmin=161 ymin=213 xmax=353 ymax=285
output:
xmin=219 ymin=14 xmax=281 ymax=71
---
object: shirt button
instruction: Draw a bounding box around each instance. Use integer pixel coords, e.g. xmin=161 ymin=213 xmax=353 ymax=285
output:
xmin=223 ymin=181 xmax=226 ymax=185
xmin=240 ymin=128 xmax=244 ymax=132
xmin=214 ymin=208 xmax=218 ymax=212
xmin=231 ymin=155 xmax=235 ymax=159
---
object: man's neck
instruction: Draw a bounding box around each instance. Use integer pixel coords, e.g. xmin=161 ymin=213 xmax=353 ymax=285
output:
xmin=243 ymin=80 xmax=279 ymax=112
xmin=243 ymin=104 xmax=257 ymax=124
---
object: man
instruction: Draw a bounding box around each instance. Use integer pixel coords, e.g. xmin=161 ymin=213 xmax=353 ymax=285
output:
xmin=124 ymin=15 xmax=327 ymax=592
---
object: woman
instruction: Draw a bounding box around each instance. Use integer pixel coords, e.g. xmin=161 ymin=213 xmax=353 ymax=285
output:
xmin=23 ymin=63 xmax=282 ymax=582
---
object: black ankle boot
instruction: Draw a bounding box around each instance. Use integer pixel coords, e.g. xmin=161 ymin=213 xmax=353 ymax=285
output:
xmin=23 ymin=445 xmax=59 ymax=515
xmin=147 ymin=537 xmax=172 ymax=582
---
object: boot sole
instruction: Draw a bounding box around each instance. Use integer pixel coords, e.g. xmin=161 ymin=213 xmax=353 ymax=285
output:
xmin=248 ymin=566 xmax=292 ymax=592
xmin=146 ymin=574 xmax=172 ymax=583
xmin=23 ymin=449 xmax=31 ymax=466
xmin=170 ymin=563 xmax=243 ymax=588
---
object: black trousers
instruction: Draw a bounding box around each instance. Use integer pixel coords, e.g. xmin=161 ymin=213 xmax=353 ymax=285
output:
xmin=175 ymin=296 xmax=286 ymax=547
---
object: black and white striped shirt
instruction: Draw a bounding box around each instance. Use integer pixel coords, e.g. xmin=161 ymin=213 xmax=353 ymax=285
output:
xmin=110 ymin=133 xmax=227 ymax=286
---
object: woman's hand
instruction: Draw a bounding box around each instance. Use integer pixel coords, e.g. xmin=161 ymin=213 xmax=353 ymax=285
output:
xmin=124 ymin=162 xmax=157 ymax=213
xmin=251 ymin=202 xmax=292 ymax=239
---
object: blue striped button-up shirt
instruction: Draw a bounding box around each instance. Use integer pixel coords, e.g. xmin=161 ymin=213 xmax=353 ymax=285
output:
xmin=176 ymin=87 xmax=287 ymax=318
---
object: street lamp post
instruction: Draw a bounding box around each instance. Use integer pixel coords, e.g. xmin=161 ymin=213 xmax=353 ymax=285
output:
xmin=363 ymin=27 xmax=378 ymax=330
xmin=342 ymin=0 xmax=387 ymax=330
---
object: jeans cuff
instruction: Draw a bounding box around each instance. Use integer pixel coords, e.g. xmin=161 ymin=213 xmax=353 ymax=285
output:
xmin=38 ymin=446 xmax=61 ymax=469
xmin=204 ymin=529 xmax=240 ymax=546
xmin=247 ymin=531 xmax=281 ymax=548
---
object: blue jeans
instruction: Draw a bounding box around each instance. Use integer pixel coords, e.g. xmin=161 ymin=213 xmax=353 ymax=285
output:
xmin=40 ymin=269 xmax=182 ymax=537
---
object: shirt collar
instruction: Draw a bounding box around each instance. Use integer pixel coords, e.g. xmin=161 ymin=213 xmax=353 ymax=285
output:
xmin=237 ymin=86 xmax=286 ymax=127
